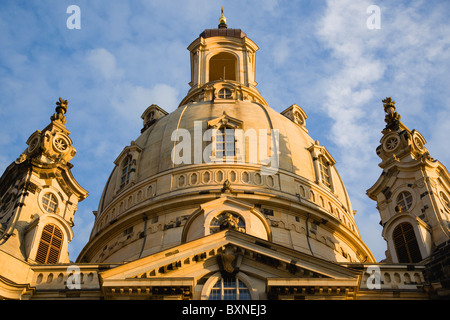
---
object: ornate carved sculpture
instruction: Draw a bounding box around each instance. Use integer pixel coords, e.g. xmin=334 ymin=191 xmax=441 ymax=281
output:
xmin=221 ymin=179 xmax=233 ymax=193
xmin=218 ymin=212 xmax=240 ymax=231
xmin=217 ymin=245 xmax=243 ymax=277
xmin=17 ymin=98 xmax=76 ymax=165
xmin=51 ymin=97 xmax=69 ymax=124
xmin=383 ymin=97 xmax=401 ymax=131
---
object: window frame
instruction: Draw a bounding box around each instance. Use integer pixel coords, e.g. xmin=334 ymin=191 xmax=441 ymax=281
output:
xmin=120 ymin=155 xmax=133 ymax=189
xmin=207 ymin=113 xmax=243 ymax=164
xmin=318 ymin=155 xmax=331 ymax=189
xmin=208 ymin=276 xmax=252 ymax=300
xmin=42 ymin=192 xmax=58 ymax=214
xmin=113 ymin=144 xmax=143 ymax=195
xmin=396 ymin=191 xmax=413 ymax=212
xmin=392 ymin=222 xmax=422 ymax=263
xmin=217 ymin=88 xmax=233 ymax=99
xmin=35 ymin=224 xmax=63 ymax=264
xmin=215 ymin=126 xmax=236 ymax=159
xmin=307 ymin=143 xmax=336 ymax=192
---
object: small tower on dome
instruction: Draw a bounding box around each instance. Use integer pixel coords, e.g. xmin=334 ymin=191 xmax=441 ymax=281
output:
xmin=180 ymin=8 xmax=264 ymax=106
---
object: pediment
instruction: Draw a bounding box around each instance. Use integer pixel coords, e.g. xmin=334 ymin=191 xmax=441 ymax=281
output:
xmin=181 ymin=195 xmax=272 ymax=243
xmin=207 ymin=111 xmax=243 ymax=129
xmin=99 ymin=230 xmax=360 ymax=299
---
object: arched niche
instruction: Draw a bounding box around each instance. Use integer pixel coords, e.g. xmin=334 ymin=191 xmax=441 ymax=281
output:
xmin=209 ymin=52 xmax=237 ymax=82
xmin=181 ymin=196 xmax=271 ymax=243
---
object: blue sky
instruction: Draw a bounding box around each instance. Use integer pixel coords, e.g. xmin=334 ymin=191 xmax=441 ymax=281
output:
xmin=0 ymin=0 xmax=449 ymax=262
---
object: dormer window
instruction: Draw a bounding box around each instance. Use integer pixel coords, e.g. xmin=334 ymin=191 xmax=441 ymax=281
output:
xmin=114 ymin=142 xmax=143 ymax=194
xmin=216 ymin=126 xmax=235 ymax=158
xmin=141 ymin=104 xmax=168 ymax=133
xmin=308 ymin=142 xmax=336 ymax=191
xmin=120 ymin=155 xmax=133 ymax=188
xmin=207 ymin=112 xmax=243 ymax=163
xmin=281 ymin=104 xmax=308 ymax=133
xmin=440 ymin=191 xmax=450 ymax=211
xmin=318 ymin=156 xmax=331 ymax=188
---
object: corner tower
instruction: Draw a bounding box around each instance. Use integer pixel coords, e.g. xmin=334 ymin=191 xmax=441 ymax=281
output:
xmin=367 ymin=98 xmax=450 ymax=263
xmin=0 ymin=98 xmax=88 ymax=268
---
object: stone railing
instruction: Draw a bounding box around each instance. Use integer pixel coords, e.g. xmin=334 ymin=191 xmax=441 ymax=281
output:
xmin=358 ymin=264 xmax=426 ymax=291
xmin=30 ymin=264 xmax=104 ymax=293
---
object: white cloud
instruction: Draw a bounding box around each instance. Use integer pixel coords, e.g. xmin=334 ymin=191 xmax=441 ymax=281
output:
xmin=87 ymin=48 xmax=122 ymax=80
xmin=1 ymin=1 xmax=449 ymax=264
xmin=110 ymin=83 xmax=179 ymax=121
xmin=272 ymin=36 xmax=291 ymax=66
xmin=313 ymin=0 xmax=450 ymax=260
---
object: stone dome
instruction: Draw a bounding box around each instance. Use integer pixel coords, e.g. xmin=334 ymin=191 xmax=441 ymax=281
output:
xmin=77 ymin=25 xmax=375 ymax=265
xmin=99 ymin=97 xmax=353 ymax=215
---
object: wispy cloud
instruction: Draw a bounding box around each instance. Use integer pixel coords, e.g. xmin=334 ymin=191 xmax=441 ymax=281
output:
xmin=313 ymin=0 xmax=450 ymax=258
xmin=0 ymin=1 xmax=449 ymax=262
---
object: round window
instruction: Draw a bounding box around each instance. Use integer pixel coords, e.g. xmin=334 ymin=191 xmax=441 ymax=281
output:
xmin=53 ymin=135 xmax=69 ymax=152
xmin=218 ymin=88 xmax=232 ymax=99
xmin=383 ymin=135 xmax=400 ymax=152
xmin=28 ymin=136 xmax=40 ymax=153
xmin=414 ymin=136 xmax=425 ymax=152
xmin=440 ymin=192 xmax=450 ymax=211
xmin=396 ymin=191 xmax=413 ymax=212
xmin=42 ymin=193 xmax=58 ymax=214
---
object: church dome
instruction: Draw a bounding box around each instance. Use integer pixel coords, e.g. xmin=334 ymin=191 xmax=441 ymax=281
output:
xmin=77 ymin=22 xmax=375 ymax=265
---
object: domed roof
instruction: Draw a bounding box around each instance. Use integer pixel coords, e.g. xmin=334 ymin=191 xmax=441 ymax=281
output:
xmin=98 ymin=98 xmax=351 ymax=214
xmin=78 ymin=23 xmax=374 ymax=264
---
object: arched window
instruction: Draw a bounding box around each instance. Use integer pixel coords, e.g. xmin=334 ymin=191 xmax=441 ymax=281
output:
xmin=209 ymin=52 xmax=237 ymax=82
xmin=120 ymin=155 xmax=133 ymax=188
xmin=318 ymin=156 xmax=331 ymax=188
xmin=396 ymin=191 xmax=413 ymax=212
xmin=42 ymin=192 xmax=58 ymax=214
xmin=210 ymin=212 xmax=245 ymax=234
xmin=393 ymin=222 xmax=422 ymax=263
xmin=209 ymin=276 xmax=251 ymax=300
xmin=216 ymin=127 xmax=235 ymax=158
xmin=35 ymin=224 xmax=63 ymax=264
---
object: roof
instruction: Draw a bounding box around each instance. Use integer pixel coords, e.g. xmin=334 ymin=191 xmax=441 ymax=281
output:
xmin=200 ymin=28 xmax=246 ymax=39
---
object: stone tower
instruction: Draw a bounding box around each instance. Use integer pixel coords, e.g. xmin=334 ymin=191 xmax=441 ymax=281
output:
xmin=0 ymin=98 xmax=88 ymax=269
xmin=367 ymin=97 xmax=450 ymax=263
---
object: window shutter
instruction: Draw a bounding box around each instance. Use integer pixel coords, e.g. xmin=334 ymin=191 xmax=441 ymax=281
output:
xmin=35 ymin=224 xmax=63 ymax=264
xmin=393 ymin=223 xmax=422 ymax=263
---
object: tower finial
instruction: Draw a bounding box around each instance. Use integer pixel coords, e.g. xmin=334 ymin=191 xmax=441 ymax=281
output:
xmin=219 ymin=6 xmax=227 ymax=28
xmin=382 ymin=97 xmax=401 ymax=131
xmin=51 ymin=97 xmax=69 ymax=124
